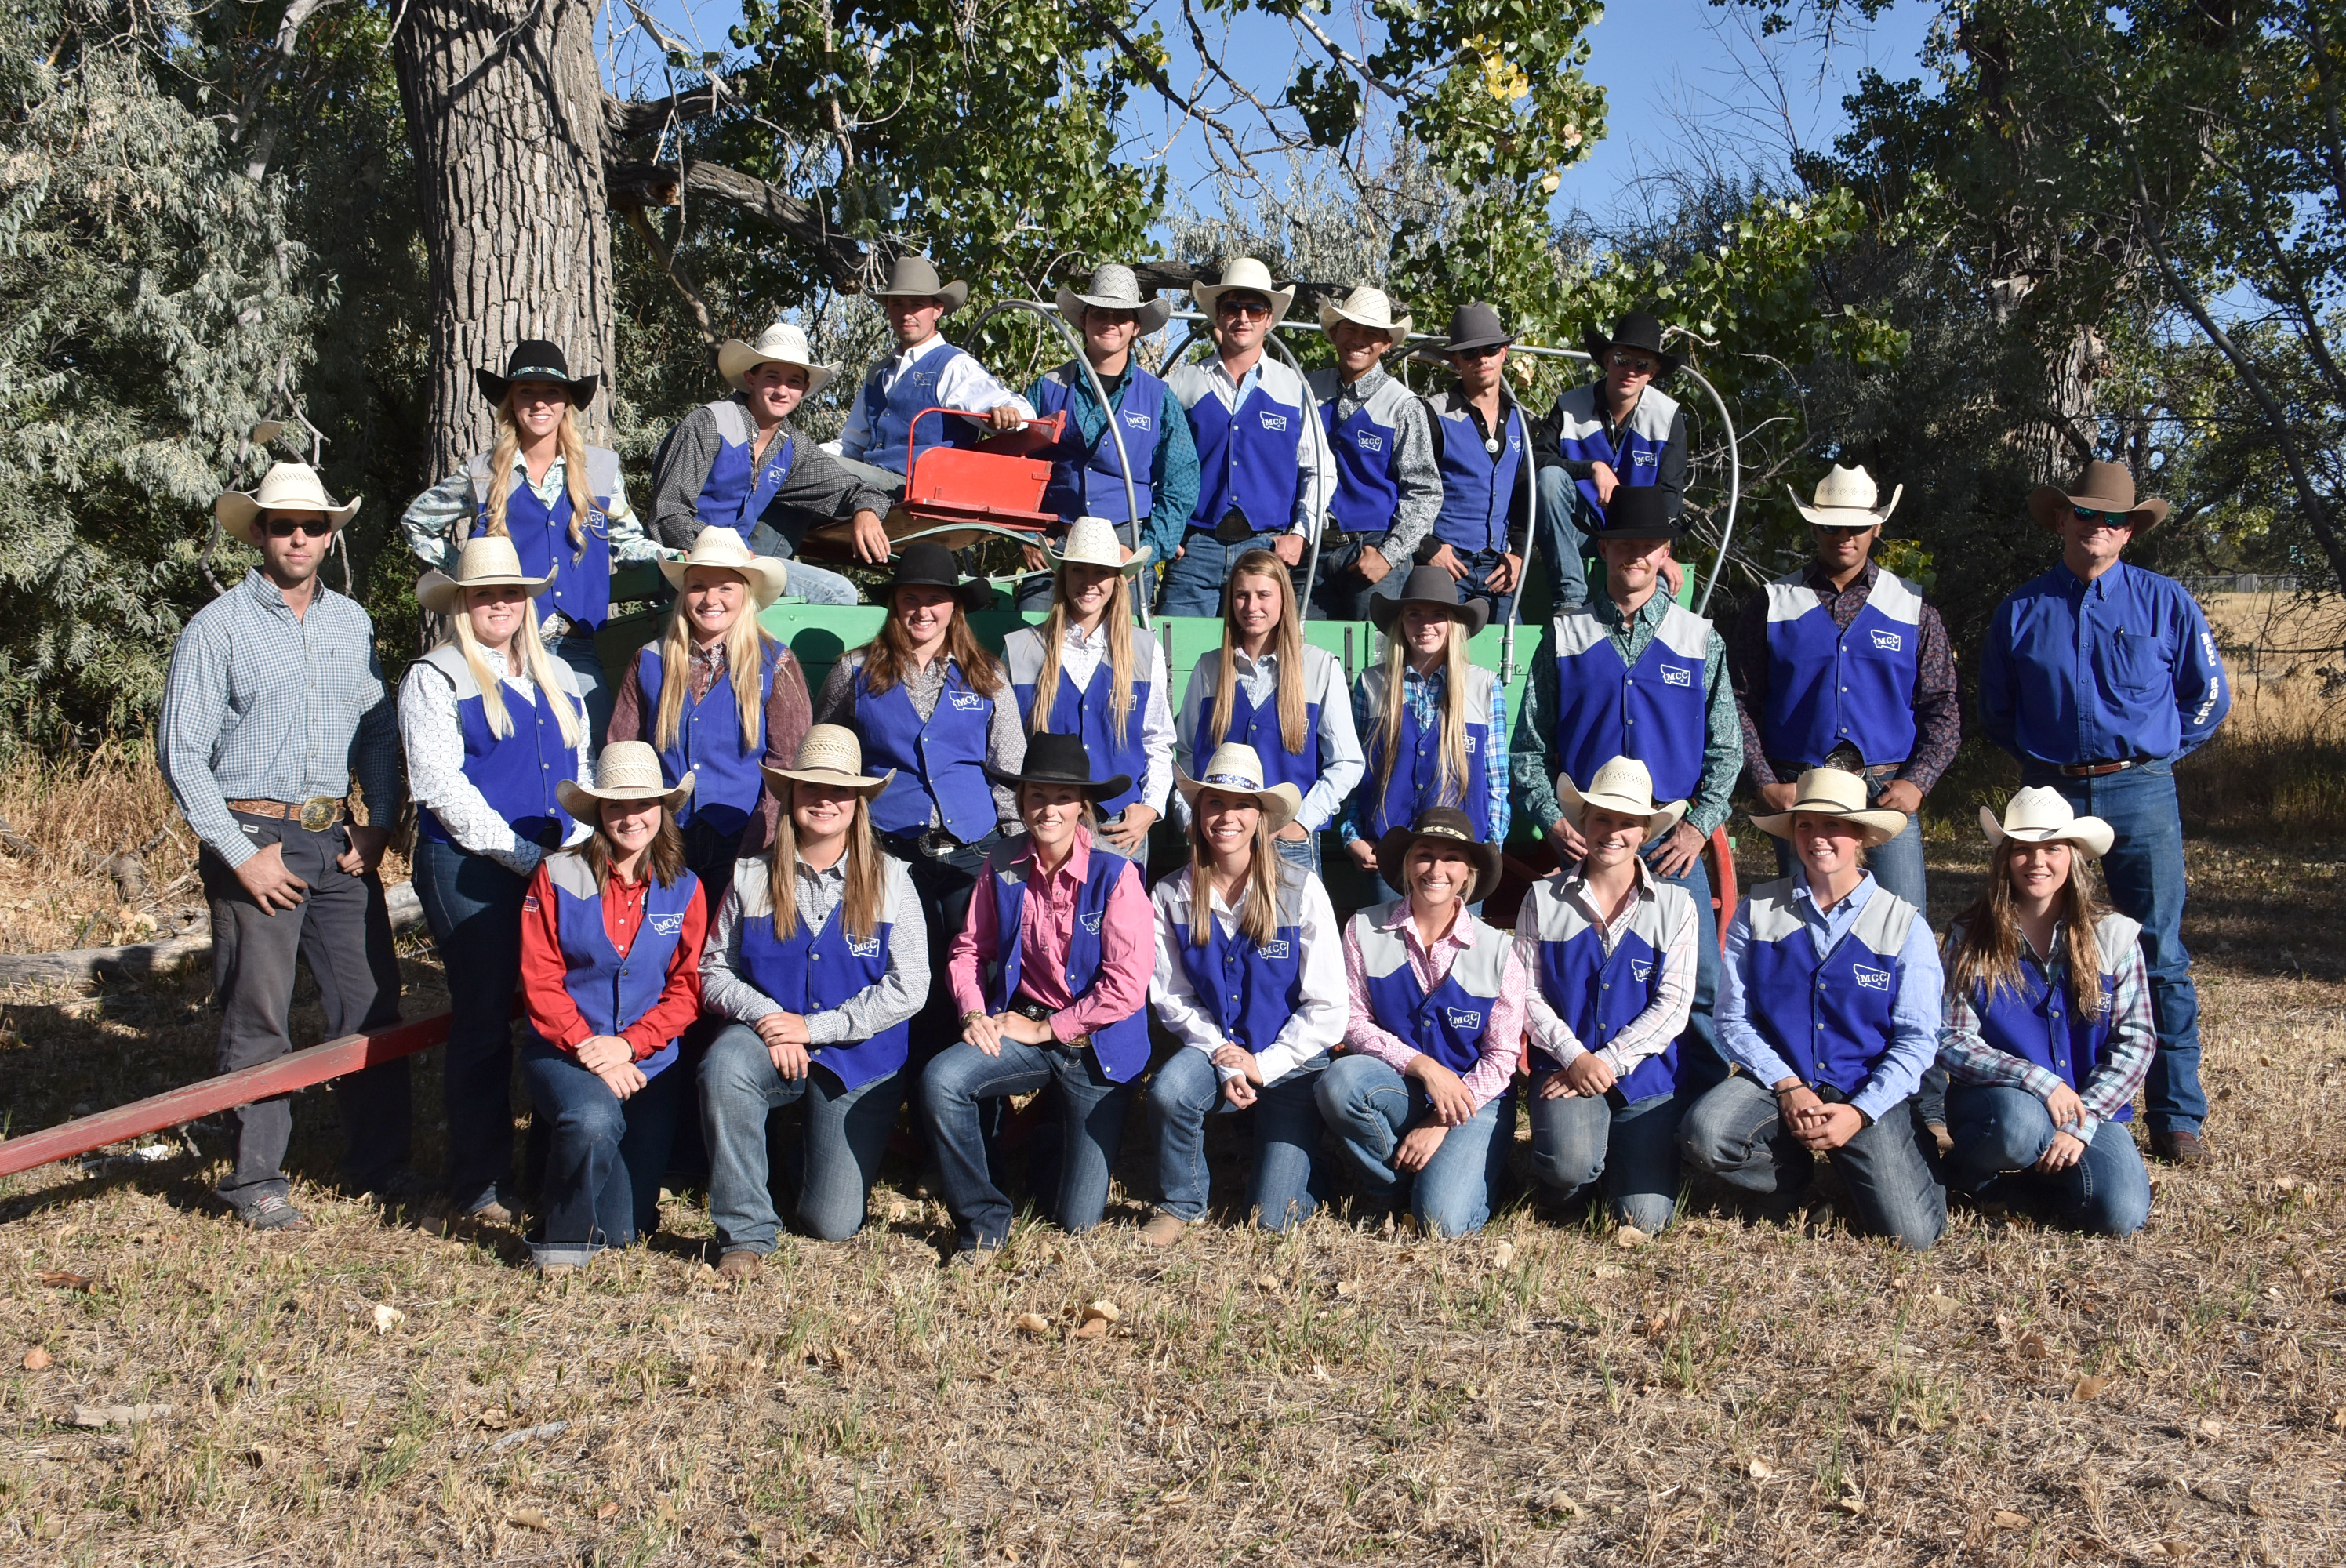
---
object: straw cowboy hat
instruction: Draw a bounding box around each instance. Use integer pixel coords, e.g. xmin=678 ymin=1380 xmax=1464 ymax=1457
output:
xmin=1749 ymin=767 xmax=1907 ymax=849
xmin=215 ymin=463 xmax=361 ymax=546
xmin=875 ymin=255 xmax=969 ymax=313
xmin=1789 ymin=464 xmax=1902 ymax=529
xmin=1047 ymin=515 xmax=1151 ymax=576
xmin=1319 ymin=284 xmax=1412 ymax=347
xmin=984 ymin=732 xmax=1131 ymax=805
xmin=557 ymin=740 xmax=694 ymax=819
xmin=477 ymin=340 xmax=597 ymax=408
xmin=1440 ymin=301 xmax=1514 ymax=355
xmin=1554 ymin=757 xmax=1688 ymax=840
xmin=659 ymin=525 xmax=790 ymax=607
xmin=1375 ymin=805 xmax=1504 ymax=906
xmin=1980 ymin=786 xmax=2115 ymax=860
xmin=1582 ymin=310 xmax=1685 ymax=377
xmin=1596 ymin=485 xmax=1683 ymax=542
xmin=416 ymin=534 xmax=555 ymax=616
xmin=1190 ymin=256 xmax=1295 ymax=325
xmin=885 ymin=540 xmax=995 ymax=611
xmin=1371 ymin=563 xmax=1489 ymax=637
xmin=761 ymin=724 xmax=894 ymax=798
xmin=2027 ymin=459 xmax=2170 ymax=534
xmin=1056 ymin=263 xmax=1171 ymax=336
xmin=1174 ymin=742 xmax=1302 ymax=837
xmin=717 ymin=321 xmax=836 ymax=396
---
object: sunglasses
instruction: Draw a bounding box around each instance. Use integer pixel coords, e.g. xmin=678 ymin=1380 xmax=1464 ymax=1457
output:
xmin=263 ymin=518 xmax=334 ymax=539
xmin=1216 ymin=298 xmax=1273 ymax=320
xmin=1607 ymin=351 xmax=1659 ymax=374
xmin=2071 ymin=506 xmax=2133 ymax=528
xmin=1451 ymin=344 xmax=1505 ymax=361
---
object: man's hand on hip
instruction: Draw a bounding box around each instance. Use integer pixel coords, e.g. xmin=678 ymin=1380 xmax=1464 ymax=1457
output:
xmin=235 ymin=841 xmax=308 ymax=913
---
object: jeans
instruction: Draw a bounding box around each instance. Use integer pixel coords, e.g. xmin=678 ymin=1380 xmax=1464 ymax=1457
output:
xmin=1146 ymin=1048 xmax=1327 ymax=1229
xmin=1274 ymin=830 xmax=1323 ymax=879
xmin=832 ymin=455 xmax=907 ymax=499
xmin=548 ymin=633 xmax=612 ymax=764
xmin=920 ymin=1038 xmax=1138 ymax=1252
xmin=699 ymin=1023 xmax=905 ymax=1246
xmin=1157 ymin=528 xmax=1288 ymax=618
xmin=518 ymin=1034 xmax=685 ymax=1267
xmin=1527 ymin=1083 xmax=1685 ymax=1232
xmin=1678 ymin=1074 xmax=1946 ymax=1250
xmin=1313 ymin=1054 xmax=1510 ymax=1237
xmin=1944 ymin=1084 xmax=2152 ymax=1236
xmin=2025 ymin=759 xmax=2204 ymax=1135
xmin=1647 ymin=843 xmax=1727 ymax=1095
xmin=1532 ymin=468 xmax=1591 ymax=614
xmin=1309 ymin=533 xmax=1409 ymax=622
xmin=412 ymin=838 xmax=527 ymax=1216
xmin=1425 ymin=543 xmax=1517 ymax=630
xmin=745 ymin=519 xmax=857 ymax=605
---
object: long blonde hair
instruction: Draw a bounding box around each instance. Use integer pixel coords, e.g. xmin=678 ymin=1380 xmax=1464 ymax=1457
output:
xmin=1028 ymin=569 xmax=1137 ymax=738
xmin=445 ymin=592 xmax=585 ymax=749
xmin=1367 ymin=616 xmax=1472 ymax=811
xmin=481 ymin=394 xmax=594 ymax=561
xmin=1945 ymin=840 xmax=2113 ymax=1021
xmin=765 ymin=785 xmax=887 ymax=943
xmin=652 ymin=577 xmax=775 ymax=756
xmin=1207 ymin=550 xmax=1306 ymax=757
xmin=1187 ymin=790 xmax=1282 ymax=948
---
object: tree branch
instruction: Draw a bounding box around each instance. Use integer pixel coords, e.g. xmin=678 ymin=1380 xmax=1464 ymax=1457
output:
xmin=621 ymin=206 xmax=718 ymax=350
xmin=604 ymin=78 xmax=739 ymax=143
xmin=605 ymin=156 xmax=866 ymax=285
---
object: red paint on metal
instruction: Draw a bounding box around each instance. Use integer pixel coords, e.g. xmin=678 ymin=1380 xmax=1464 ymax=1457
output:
xmin=1707 ymin=826 xmax=1739 ymax=952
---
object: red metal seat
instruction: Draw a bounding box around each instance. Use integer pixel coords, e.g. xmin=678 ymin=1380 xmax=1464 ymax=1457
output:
xmin=802 ymin=407 xmax=1069 ymax=555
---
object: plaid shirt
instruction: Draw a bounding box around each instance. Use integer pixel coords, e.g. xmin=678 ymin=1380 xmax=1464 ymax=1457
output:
xmin=1936 ymin=919 xmax=2156 ymax=1143
xmin=1342 ymin=662 xmax=1510 ymax=846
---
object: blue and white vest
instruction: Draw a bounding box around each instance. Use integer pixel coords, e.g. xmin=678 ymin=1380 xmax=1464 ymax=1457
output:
xmin=632 ymin=637 xmax=790 ymax=838
xmin=1742 ymin=877 xmax=1919 ymax=1097
xmin=411 ymin=644 xmax=583 ymax=851
xmin=1761 ymin=568 xmax=1926 ymax=768
xmin=1549 ymin=381 xmax=1680 ymax=517
xmin=1185 ymin=645 xmax=1332 ymax=798
xmin=859 ymin=342 xmax=983 ymax=475
xmin=735 ymin=860 xmax=912 ymax=1091
xmin=540 ymin=854 xmax=700 ymax=1079
xmin=1520 ymin=870 xmax=1695 ymax=1102
xmin=1030 ymin=362 xmax=1166 ymax=524
xmin=1002 ymin=624 xmax=1158 ymax=818
xmin=1165 ymin=864 xmax=1313 ymax=1062
xmin=851 ymin=656 xmax=999 ymax=845
xmin=1545 ymin=603 xmax=1715 ymax=802
xmin=1428 ymin=396 xmax=1528 ymax=556
xmin=982 ymin=840 xmax=1149 ymax=1082
xmin=688 ymin=399 xmax=796 ymax=539
xmin=1353 ymin=900 xmax=1515 ymax=1076
xmin=465 ymin=446 xmax=623 ymax=630
xmin=1356 ymin=658 xmax=1497 ymax=841
xmin=1308 ymin=367 xmax=1414 ymax=535
xmin=1964 ymin=913 xmax=2142 ymax=1123
xmin=1168 ymin=358 xmax=1312 ymax=537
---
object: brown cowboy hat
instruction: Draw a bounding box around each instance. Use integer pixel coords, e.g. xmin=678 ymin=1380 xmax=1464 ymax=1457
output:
xmin=1375 ymin=806 xmax=1504 ymax=906
xmin=2027 ymin=459 xmax=2170 ymax=534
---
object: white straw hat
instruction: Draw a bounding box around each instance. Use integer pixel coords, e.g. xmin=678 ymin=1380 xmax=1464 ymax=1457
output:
xmin=1048 ymin=515 xmax=1151 ymax=576
xmin=1980 ymin=786 xmax=2115 ymax=859
xmin=761 ymin=724 xmax=895 ymax=797
xmin=1055 ymin=263 xmax=1172 ymax=336
xmin=717 ymin=321 xmax=837 ymax=397
xmin=215 ymin=463 xmax=361 ymax=546
xmin=659 ymin=525 xmax=791 ymax=608
xmin=1173 ymin=742 xmax=1302 ymax=836
xmin=417 ymin=535 xmax=557 ymax=615
xmin=1554 ymin=757 xmax=1687 ymax=840
xmin=1788 ymin=464 xmax=1901 ymax=528
xmin=1749 ymin=767 xmax=1908 ymax=848
xmin=556 ymin=741 xmax=692 ymax=820
xmin=1318 ymin=284 xmax=1412 ymax=346
xmin=1190 ymin=257 xmax=1295 ymax=325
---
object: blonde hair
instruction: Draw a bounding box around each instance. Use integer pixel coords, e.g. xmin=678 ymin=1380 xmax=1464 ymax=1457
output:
xmin=1207 ymin=550 xmax=1306 ymax=757
xmin=1945 ymin=840 xmax=2112 ymax=1022
xmin=445 ymin=590 xmax=585 ymax=750
xmin=766 ymin=786 xmax=887 ymax=944
xmin=1367 ymin=616 xmax=1471 ymax=813
xmin=1027 ymin=568 xmax=1136 ymax=739
xmin=481 ymin=394 xmax=594 ymax=561
xmin=1186 ymin=789 xmax=1282 ymax=948
xmin=652 ymin=572 xmax=775 ymax=757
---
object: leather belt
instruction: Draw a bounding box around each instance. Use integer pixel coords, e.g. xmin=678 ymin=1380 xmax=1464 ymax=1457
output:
xmin=1770 ymin=757 xmax=1903 ymax=783
xmin=2058 ymin=759 xmax=2138 ymax=777
xmin=227 ymin=797 xmax=347 ymax=831
xmin=1207 ymin=510 xmax=1262 ymax=544
xmin=1010 ymin=997 xmax=1055 ymax=1023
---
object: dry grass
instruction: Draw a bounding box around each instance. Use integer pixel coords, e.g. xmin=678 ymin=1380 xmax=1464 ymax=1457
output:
xmin=2179 ymin=593 xmax=2346 ymax=837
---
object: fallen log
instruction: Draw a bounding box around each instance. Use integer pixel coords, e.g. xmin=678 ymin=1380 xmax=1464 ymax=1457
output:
xmin=0 ymin=882 xmax=426 ymax=990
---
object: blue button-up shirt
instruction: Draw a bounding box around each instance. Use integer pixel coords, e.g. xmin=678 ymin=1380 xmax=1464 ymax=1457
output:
xmin=1980 ymin=560 xmax=2229 ymax=768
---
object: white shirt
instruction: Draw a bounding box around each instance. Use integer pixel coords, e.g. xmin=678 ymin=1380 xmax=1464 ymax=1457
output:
xmin=1147 ymin=864 xmax=1346 ymax=1086
xmin=1171 ymin=643 xmax=1364 ymax=833
xmin=1055 ymin=620 xmax=1177 ymax=814
xmin=1163 ymin=353 xmax=1337 ymax=533
xmin=396 ymin=646 xmax=592 ymax=875
xmin=828 ymin=336 xmax=1037 ymax=467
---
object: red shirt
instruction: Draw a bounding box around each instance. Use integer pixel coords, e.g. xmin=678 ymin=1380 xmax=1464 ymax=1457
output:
xmin=518 ymin=858 xmax=707 ymax=1060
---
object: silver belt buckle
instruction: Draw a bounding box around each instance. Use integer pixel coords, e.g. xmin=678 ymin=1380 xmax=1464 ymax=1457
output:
xmin=540 ymin=610 xmax=572 ymax=641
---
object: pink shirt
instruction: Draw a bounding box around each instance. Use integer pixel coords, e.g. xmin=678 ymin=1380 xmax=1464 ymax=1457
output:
xmin=948 ymin=830 xmax=1154 ymax=1044
xmin=1341 ymin=901 xmax=1527 ymax=1109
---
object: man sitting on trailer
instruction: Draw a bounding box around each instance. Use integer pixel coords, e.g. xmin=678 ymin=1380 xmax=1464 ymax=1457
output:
xmin=1420 ymin=302 xmax=1533 ymax=629
xmin=1530 ymin=309 xmax=1690 ymax=614
xmin=1305 ymin=284 xmax=1442 ymax=622
xmin=1157 ymin=256 xmax=1337 ymax=617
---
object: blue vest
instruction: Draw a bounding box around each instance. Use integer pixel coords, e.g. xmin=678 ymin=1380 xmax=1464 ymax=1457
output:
xmin=1761 ymin=568 xmax=1926 ymax=768
xmin=1549 ymin=382 xmax=1680 ymax=516
xmin=1428 ymin=396 xmax=1527 ymax=555
xmin=465 ymin=446 xmax=622 ymax=629
xmin=1173 ymin=361 xmax=1309 ymax=535
xmin=539 ymin=854 xmax=699 ymax=1079
xmin=1966 ymin=913 xmax=2141 ymax=1123
xmin=1002 ymin=625 xmax=1157 ymax=818
xmin=859 ymin=343 xmax=982 ymax=475
xmin=632 ymin=638 xmax=787 ymax=838
xmin=410 ymin=644 xmax=581 ymax=851
xmin=1186 ymin=647 xmax=1328 ymax=798
xmin=1545 ymin=603 xmax=1714 ymax=803
xmin=735 ymin=866 xmax=910 ymax=1091
xmin=852 ymin=658 xmax=998 ymax=844
xmin=688 ymin=399 xmax=795 ymax=539
xmin=982 ymin=840 xmax=1149 ymax=1082
xmin=1309 ymin=368 xmax=1408 ymax=535
xmin=1356 ymin=659 xmax=1496 ymax=841
xmin=1742 ymin=877 xmax=1918 ymax=1097
xmin=1352 ymin=901 xmax=1515 ymax=1076
xmin=1520 ymin=870 xmax=1693 ymax=1102
xmin=1167 ymin=866 xmax=1310 ymax=1058
xmin=1031 ymin=363 xmax=1165 ymax=524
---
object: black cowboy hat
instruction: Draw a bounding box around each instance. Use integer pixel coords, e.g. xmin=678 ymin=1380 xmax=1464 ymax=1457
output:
xmin=1440 ymin=301 xmax=1514 ymax=355
xmin=477 ymin=339 xmax=599 ymax=408
xmin=885 ymin=540 xmax=995 ymax=611
xmin=1581 ymin=310 xmax=1685 ymax=378
xmin=1595 ymin=485 xmax=1683 ymax=542
xmin=1375 ymin=805 xmax=1504 ymax=906
xmin=1370 ymin=564 xmax=1490 ymax=637
xmin=984 ymin=731 xmax=1133 ymax=804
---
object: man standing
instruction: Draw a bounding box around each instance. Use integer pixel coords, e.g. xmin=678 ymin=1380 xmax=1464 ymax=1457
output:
xmin=1981 ymin=459 xmax=2229 ymax=1164
xmin=1305 ymin=285 xmax=1440 ymax=622
xmin=1531 ymin=309 xmax=1690 ymax=614
xmin=159 ymin=463 xmax=412 ymax=1232
xmin=1421 ymin=303 xmax=1532 ymax=628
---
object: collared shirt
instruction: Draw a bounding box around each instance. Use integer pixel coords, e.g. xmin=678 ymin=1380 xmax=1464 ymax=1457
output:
xmin=1165 ymin=353 xmax=1338 ymax=532
xmin=1340 ymin=662 xmax=1510 ymax=845
xmin=1340 ymin=902 xmax=1527 ymax=1111
xmin=830 ymin=336 xmax=1036 ymax=466
xmin=1716 ymin=869 xmax=1945 ymax=1123
xmin=648 ymin=401 xmax=893 ymax=549
xmin=1981 ymin=559 xmax=2230 ymax=767
xmin=699 ymin=853 xmax=928 ymax=1045
xmin=1306 ymin=364 xmax=1444 ymax=561
xmin=1936 ymin=917 xmax=2155 ymax=1144
xmin=1054 ymin=619 xmax=1178 ymax=814
xmin=946 ymin=830 xmax=1154 ymax=1044
xmin=1020 ymin=361 xmax=1202 ymax=567
xmin=1531 ymin=381 xmax=1690 ymax=505
xmin=1170 ymin=644 xmax=1365 ymax=833
xmin=1728 ymin=558 xmax=1963 ymax=789
xmin=811 ymin=649 xmax=1026 ymax=831
xmin=1508 ymin=589 xmax=1740 ymax=835
xmin=1424 ymin=382 xmax=1535 ymax=554
xmin=1513 ymin=858 xmax=1697 ymax=1074
xmin=607 ymin=637 xmax=812 ymax=855
xmin=397 ymin=644 xmax=593 ymax=875
xmin=398 ymin=452 xmax=655 ymax=573
xmin=518 ymin=858 xmax=707 ymax=1059
xmin=158 ymin=570 xmax=403 ymax=869
xmin=1147 ymin=865 xmax=1346 ymax=1087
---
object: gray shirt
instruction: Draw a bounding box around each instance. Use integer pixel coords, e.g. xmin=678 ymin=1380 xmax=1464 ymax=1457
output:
xmin=701 ymin=852 xmax=928 ymax=1044
xmin=811 ymin=649 xmax=1026 ymax=831
xmin=648 ymin=399 xmax=893 ymax=550
xmin=1304 ymin=364 xmax=1444 ymax=561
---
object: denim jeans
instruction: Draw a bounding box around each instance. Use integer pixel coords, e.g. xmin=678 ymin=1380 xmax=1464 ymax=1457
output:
xmin=1532 ymin=467 xmax=1592 ymax=615
xmin=548 ymin=633 xmax=612 ymax=764
xmin=1146 ymin=1048 xmax=1327 ymax=1229
xmin=1945 ymin=1084 xmax=2152 ymax=1236
xmin=744 ymin=519 xmax=857 ymax=605
xmin=699 ymin=1023 xmax=905 ymax=1247
xmin=1527 ymin=1083 xmax=1685 ymax=1233
xmin=412 ymin=837 xmax=528 ymax=1216
xmin=1309 ymin=533 xmax=1409 ymax=622
xmin=1313 ymin=1053 xmax=1511 ymax=1237
xmin=518 ymin=1034 xmax=685 ymax=1267
xmin=1157 ymin=528 xmax=1288 ymax=617
xmin=1647 ymin=843 xmax=1727 ymax=1095
xmin=1273 ymin=830 xmax=1323 ymax=879
xmin=920 ymin=1038 xmax=1138 ymax=1252
xmin=2025 ymin=759 xmax=2204 ymax=1135
xmin=1678 ymin=1073 xmax=1946 ymax=1250
xmin=1425 ymin=543 xmax=1517 ymax=630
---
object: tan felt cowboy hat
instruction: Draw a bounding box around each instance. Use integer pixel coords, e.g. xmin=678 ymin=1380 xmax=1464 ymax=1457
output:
xmin=1375 ymin=805 xmax=1504 ymax=906
xmin=215 ymin=463 xmax=361 ymax=546
xmin=1554 ymin=757 xmax=1688 ymax=840
xmin=1056 ymin=263 xmax=1171 ymax=336
xmin=2027 ymin=459 xmax=2170 ymax=534
xmin=875 ymin=255 xmax=969 ymax=313
xmin=1981 ymin=786 xmax=2115 ymax=860
xmin=1789 ymin=464 xmax=1902 ymax=529
xmin=717 ymin=321 xmax=837 ymax=396
xmin=557 ymin=740 xmax=694 ymax=819
xmin=1175 ymin=742 xmax=1302 ymax=837
xmin=660 ymin=525 xmax=791 ymax=608
xmin=1319 ymin=284 xmax=1412 ymax=347
xmin=761 ymin=724 xmax=894 ymax=798
xmin=1191 ymin=256 xmax=1295 ymax=325
xmin=1749 ymin=767 xmax=1907 ymax=849
xmin=416 ymin=535 xmax=555 ymax=616
xmin=1048 ymin=515 xmax=1151 ymax=576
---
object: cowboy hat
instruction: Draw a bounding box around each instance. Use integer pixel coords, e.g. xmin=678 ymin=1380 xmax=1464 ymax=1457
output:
xmin=1375 ymin=805 xmax=1504 ymax=906
xmin=717 ymin=321 xmax=836 ymax=396
xmin=1789 ymin=464 xmax=1902 ymax=528
xmin=1554 ymin=757 xmax=1688 ymax=840
xmin=215 ymin=463 xmax=362 ymax=546
xmin=1582 ymin=310 xmax=1685 ymax=377
xmin=874 ymin=255 xmax=969 ymax=313
xmin=556 ymin=740 xmax=693 ymax=819
xmin=1440 ymin=301 xmax=1513 ymax=355
xmin=477 ymin=340 xmax=597 ymax=408
xmin=885 ymin=540 xmax=995 ymax=611
xmin=1594 ymin=485 xmax=1683 ymax=542
xmin=1047 ymin=515 xmax=1151 ymax=576
xmin=1370 ymin=563 xmax=1489 ymax=637
xmin=1318 ymin=284 xmax=1411 ymax=347
xmin=1749 ymin=767 xmax=1907 ymax=849
xmin=659 ymin=525 xmax=791 ymax=608
xmin=2026 ymin=459 xmax=2170 ymax=534
xmin=1980 ymin=786 xmax=2115 ymax=860
xmin=1055 ymin=263 xmax=1171 ymax=336
xmin=984 ymin=731 xmax=1131 ymax=804
xmin=1173 ymin=742 xmax=1302 ymax=837
xmin=1190 ymin=256 xmax=1295 ymax=325
xmin=761 ymin=724 xmax=894 ymax=799
xmin=416 ymin=535 xmax=556 ymax=616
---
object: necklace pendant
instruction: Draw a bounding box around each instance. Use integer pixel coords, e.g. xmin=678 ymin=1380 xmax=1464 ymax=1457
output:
xmin=1484 ymin=437 xmax=1501 ymax=455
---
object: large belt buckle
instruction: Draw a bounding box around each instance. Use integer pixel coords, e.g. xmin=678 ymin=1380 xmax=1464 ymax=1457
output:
xmin=297 ymin=796 xmax=340 ymax=833
xmin=918 ymin=829 xmax=960 ymax=860
xmin=1212 ymin=510 xmax=1256 ymax=544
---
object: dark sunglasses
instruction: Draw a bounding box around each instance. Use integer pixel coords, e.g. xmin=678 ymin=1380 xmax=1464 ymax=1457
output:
xmin=1216 ymin=297 xmax=1273 ymax=320
xmin=2071 ymin=506 xmax=2133 ymax=528
xmin=1451 ymin=344 xmax=1505 ymax=361
xmin=263 ymin=518 xmax=334 ymax=539
xmin=1607 ymin=350 xmax=1659 ymax=374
